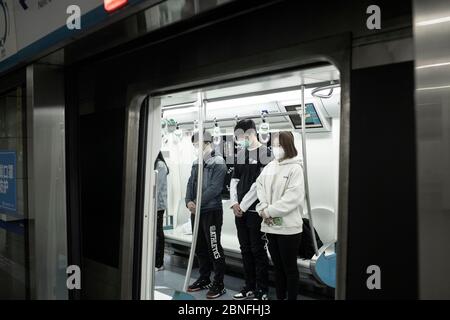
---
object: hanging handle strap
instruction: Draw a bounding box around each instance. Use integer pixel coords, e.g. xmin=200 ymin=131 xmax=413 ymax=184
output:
xmin=311 ymin=83 xmax=340 ymax=99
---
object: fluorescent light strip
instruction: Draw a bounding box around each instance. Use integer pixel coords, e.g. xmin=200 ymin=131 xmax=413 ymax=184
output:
xmin=416 ymin=62 xmax=450 ymax=69
xmin=163 ymin=106 xmax=198 ymax=115
xmin=206 ymin=90 xmax=306 ymax=110
xmin=416 ymin=85 xmax=450 ymax=91
xmin=162 ymin=102 xmax=196 ymax=110
xmin=416 ymin=16 xmax=450 ymax=26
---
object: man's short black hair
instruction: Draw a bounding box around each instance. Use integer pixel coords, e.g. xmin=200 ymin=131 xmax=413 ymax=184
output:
xmin=234 ymin=119 xmax=257 ymax=134
xmin=191 ymin=130 xmax=212 ymax=143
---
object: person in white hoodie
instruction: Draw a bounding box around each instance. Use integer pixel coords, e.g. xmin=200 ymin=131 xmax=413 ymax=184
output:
xmin=256 ymin=131 xmax=304 ymax=300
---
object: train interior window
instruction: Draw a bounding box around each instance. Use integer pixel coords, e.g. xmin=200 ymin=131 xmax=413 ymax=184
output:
xmin=143 ymin=64 xmax=341 ymax=300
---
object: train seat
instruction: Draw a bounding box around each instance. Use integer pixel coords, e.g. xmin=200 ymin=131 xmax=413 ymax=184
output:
xmin=309 ymin=207 xmax=336 ymax=244
xmin=297 ymin=207 xmax=337 ymax=285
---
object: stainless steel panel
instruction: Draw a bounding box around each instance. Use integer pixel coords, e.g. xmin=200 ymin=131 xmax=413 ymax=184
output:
xmin=352 ymin=37 xmax=414 ymax=70
xmin=141 ymin=96 xmax=163 ymax=299
xmin=26 ymin=64 xmax=68 ymax=299
xmin=414 ymin=0 xmax=450 ymax=299
xmin=121 ymin=94 xmax=147 ymax=299
xmin=144 ymin=0 xmax=234 ymax=32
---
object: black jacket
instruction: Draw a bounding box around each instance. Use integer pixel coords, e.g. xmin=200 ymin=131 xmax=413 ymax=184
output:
xmin=185 ymin=150 xmax=227 ymax=211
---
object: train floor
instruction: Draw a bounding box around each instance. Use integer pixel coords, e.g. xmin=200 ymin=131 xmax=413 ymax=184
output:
xmin=154 ymin=255 xmax=316 ymax=300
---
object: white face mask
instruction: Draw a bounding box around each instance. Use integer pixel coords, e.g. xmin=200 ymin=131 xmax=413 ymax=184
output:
xmin=272 ymin=146 xmax=285 ymax=160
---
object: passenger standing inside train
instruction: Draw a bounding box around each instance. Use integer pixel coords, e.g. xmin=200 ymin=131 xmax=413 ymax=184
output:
xmin=230 ymin=120 xmax=272 ymax=300
xmin=185 ymin=131 xmax=228 ymax=299
xmin=155 ymin=151 xmax=169 ymax=271
xmin=256 ymin=131 xmax=304 ymax=300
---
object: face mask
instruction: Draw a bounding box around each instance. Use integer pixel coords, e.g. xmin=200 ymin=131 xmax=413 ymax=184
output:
xmin=272 ymin=146 xmax=285 ymax=160
xmin=193 ymin=144 xmax=210 ymax=157
xmin=238 ymin=139 xmax=250 ymax=150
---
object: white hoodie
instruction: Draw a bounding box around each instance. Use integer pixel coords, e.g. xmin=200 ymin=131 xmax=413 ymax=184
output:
xmin=255 ymin=157 xmax=304 ymax=235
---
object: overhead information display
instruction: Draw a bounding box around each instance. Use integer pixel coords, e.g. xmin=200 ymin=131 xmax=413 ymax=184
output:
xmin=285 ymin=103 xmax=324 ymax=129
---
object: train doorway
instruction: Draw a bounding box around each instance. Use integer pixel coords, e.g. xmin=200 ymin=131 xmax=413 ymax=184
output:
xmin=139 ymin=63 xmax=342 ymax=300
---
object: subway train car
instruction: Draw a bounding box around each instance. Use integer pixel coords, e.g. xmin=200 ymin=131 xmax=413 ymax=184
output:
xmin=0 ymin=0 xmax=449 ymax=300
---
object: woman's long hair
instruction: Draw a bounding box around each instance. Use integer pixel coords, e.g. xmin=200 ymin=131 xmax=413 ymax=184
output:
xmin=154 ymin=151 xmax=169 ymax=174
xmin=277 ymin=131 xmax=298 ymax=160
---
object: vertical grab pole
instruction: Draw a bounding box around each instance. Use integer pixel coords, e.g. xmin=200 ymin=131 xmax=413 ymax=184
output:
xmin=165 ymin=210 xmax=169 ymax=227
xmin=149 ymin=169 xmax=159 ymax=300
xmin=300 ymin=85 xmax=320 ymax=257
xmin=183 ymin=92 xmax=205 ymax=292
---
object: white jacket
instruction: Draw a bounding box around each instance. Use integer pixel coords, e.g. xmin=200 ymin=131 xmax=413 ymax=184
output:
xmin=255 ymin=157 xmax=304 ymax=235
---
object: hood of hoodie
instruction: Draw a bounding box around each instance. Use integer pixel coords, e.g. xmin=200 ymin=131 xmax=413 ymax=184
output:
xmin=276 ymin=156 xmax=303 ymax=167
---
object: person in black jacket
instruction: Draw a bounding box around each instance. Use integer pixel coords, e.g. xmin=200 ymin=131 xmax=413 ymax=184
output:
xmin=185 ymin=130 xmax=228 ymax=299
xmin=230 ymin=120 xmax=272 ymax=300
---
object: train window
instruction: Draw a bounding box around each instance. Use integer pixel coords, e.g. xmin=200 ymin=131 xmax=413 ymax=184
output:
xmin=142 ymin=64 xmax=341 ymax=300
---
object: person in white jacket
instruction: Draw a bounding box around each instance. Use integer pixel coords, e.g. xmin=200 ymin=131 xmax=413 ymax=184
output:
xmin=256 ymin=131 xmax=304 ymax=300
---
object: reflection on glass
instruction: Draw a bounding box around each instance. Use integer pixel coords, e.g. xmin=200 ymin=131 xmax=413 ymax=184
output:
xmin=144 ymin=0 xmax=234 ymax=32
xmin=0 ymin=87 xmax=29 ymax=299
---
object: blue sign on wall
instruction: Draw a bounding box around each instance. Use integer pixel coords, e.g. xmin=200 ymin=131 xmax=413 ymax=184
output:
xmin=0 ymin=151 xmax=17 ymax=213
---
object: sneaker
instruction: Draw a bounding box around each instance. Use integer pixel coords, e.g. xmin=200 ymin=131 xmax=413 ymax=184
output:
xmin=233 ymin=287 xmax=255 ymax=300
xmin=253 ymin=290 xmax=269 ymax=300
xmin=187 ymin=278 xmax=212 ymax=292
xmin=206 ymin=282 xmax=226 ymax=299
xmin=155 ymin=266 xmax=164 ymax=272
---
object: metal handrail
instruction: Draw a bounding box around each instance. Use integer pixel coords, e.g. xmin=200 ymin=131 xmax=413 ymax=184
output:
xmin=149 ymin=169 xmax=159 ymax=300
xmin=176 ymin=110 xmax=303 ymax=127
xmin=311 ymin=83 xmax=340 ymax=99
xmin=300 ymin=85 xmax=319 ymax=257
xmin=183 ymin=92 xmax=205 ymax=292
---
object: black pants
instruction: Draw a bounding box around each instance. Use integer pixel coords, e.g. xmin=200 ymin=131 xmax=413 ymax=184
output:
xmin=155 ymin=210 xmax=165 ymax=268
xmin=267 ymin=233 xmax=302 ymax=300
xmin=235 ymin=211 xmax=269 ymax=292
xmin=191 ymin=208 xmax=226 ymax=284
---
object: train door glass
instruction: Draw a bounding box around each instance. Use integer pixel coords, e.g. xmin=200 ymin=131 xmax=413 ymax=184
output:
xmin=142 ymin=64 xmax=341 ymax=300
xmin=0 ymin=87 xmax=30 ymax=299
xmin=141 ymin=91 xmax=204 ymax=299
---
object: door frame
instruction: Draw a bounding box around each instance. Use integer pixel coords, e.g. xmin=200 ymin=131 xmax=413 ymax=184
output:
xmin=121 ymin=34 xmax=351 ymax=300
